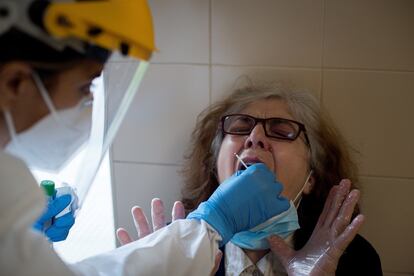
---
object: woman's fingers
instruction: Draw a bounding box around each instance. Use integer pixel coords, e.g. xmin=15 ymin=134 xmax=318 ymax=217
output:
xmin=132 ymin=206 xmax=151 ymax=238
xmin=332 ymin=189 xmax=360 ymax=235
xmin=118 ymin=198 xmax=179 ymax=247
xmin=316 ymin=185 xmax=338 ymax=228
xmin=151 ymin=198 xmax=166 ymax=231
xmin=172 ymin=201 xmax=185 ymax=221
xmin=335 ymin=214 xmax=365 ymax=252
xmin=116 ymin=228 xmax=133 ymax=245
xmin=324 ymin=180 xmax=351 ymax=228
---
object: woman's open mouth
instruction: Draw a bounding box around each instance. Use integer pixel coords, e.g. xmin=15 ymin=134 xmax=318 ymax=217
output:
xmin=236 ymin=156 xmax=265 ymax=171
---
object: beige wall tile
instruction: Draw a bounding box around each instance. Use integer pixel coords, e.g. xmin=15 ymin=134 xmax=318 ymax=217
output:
xmin=111 ymin=64 xmax=209 ymax=164
xmin=149 ymin=0 xmax=209 ymax=63
xmin=324 ymin=0 xmax=414 ymax=71
xmin=359 ymin=176 xmax=414 ymax=273
xmin=212 ymin=0 xmax=323 ymax=67
xmin=112 ymin=162 xmax=182 ymax=243
xmin=322 ymin=70 xmax=414 ymax=178
xmin=212 ymin=66 xmax=321 ymax=102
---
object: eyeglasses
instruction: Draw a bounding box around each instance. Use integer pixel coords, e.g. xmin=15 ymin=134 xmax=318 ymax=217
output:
xmin=221 ymin=114 xmax=310 ymax=145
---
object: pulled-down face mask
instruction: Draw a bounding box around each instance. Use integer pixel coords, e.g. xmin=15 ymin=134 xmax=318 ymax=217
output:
xmin=231 ymin=170 xmax=313 ymax=250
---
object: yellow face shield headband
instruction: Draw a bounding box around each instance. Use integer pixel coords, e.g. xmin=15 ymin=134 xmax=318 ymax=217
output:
xmin=44 ymin=0 xmax=156 ymax=61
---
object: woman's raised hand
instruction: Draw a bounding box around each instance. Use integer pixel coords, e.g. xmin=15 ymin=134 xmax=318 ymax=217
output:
xmin=116 ymin=198 xmax=222 ymax=275
xmin=116 ymin=198 xmax=185 ymax=244
xmin=269 ymin=179 xmax=364 ymax=276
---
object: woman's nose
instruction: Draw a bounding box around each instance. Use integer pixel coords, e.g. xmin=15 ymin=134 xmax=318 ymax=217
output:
xmin=244 ymin=123 xmax=271 ymax=150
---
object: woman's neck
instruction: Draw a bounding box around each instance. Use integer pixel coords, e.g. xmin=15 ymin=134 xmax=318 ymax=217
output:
xmin=243 ymin=248 xmax=270 ymax=264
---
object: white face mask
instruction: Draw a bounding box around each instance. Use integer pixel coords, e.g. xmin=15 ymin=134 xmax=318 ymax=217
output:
xmin=3 ymin=72 xmax=92 ymax=173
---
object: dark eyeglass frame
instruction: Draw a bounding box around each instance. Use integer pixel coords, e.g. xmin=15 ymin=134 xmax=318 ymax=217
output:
xmin=221 ymin=114 xmax=310 ymax=146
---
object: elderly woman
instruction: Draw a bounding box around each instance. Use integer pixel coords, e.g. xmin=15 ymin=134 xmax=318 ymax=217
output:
xmin=118 ymin=84 xmax=382 ymax=275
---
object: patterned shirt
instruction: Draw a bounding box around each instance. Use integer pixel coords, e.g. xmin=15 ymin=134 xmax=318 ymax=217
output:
xmin=224 ymin=240 xmax=291 ymax=276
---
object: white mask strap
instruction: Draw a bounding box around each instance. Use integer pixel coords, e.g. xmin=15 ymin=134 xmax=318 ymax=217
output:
xmin=293 ymin=169 xmax=313 ymax=206
xmin=32 ymin=72 xmax=60 ymax=123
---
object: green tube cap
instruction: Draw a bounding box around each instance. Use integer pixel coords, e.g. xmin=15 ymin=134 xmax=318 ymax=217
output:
xmin=40 ymin=180 xmax=55 ymax=197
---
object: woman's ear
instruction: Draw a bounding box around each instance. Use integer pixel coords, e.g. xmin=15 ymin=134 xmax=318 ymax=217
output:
xmin=0 ymin=62 xmax=33 ymax=110
xmin=303 ymin=170 xmax=315 ymax=195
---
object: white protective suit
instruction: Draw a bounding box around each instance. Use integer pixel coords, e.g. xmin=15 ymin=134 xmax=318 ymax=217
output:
xmin=0 ymin=151 xmax=220 ymax=276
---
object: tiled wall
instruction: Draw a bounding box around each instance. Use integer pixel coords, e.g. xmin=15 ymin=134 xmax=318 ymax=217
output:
xmin=110 ymin=1 xmax=414 ymax=274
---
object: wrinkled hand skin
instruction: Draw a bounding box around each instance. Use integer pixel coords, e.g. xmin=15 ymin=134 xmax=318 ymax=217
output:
xmin=269 ymin=179 xmax=365 ymax=276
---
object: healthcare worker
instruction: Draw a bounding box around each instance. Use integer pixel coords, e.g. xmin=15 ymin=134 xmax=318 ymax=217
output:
xmin=0 ymin=1 xmax=291 ymax=275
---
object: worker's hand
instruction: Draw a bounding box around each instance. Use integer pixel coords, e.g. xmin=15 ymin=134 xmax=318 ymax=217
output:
xmin=187 ymin=163 xmax=290 ymax=246
xmin=116 ymin=198 xmax=223 ymax=275
xmin=116 ymin=198 xmax=186 ymax=243
xmin=33 ymin=194 xmax=75 ymax=242
xmin=268 ymin=179 xmax=364 ymax=276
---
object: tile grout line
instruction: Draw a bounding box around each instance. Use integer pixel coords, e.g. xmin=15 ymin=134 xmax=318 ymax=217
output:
xmin=113 ymin=160 xmax=182 ymax=167
xmin=143 ymin=62 xmax=414 ymax=74
xmin=208 ymin=0 xmax=213 ymax=105
xmin=210 ymin=64 xmax=322 ymax=70
xmin=320 ymin=0 xmax=326 ymax=103
xmin=110 ymin=148 xmax=121 ymax=238
xmin=322 ymin=67 xmax=414 ymax=73
xmin=360 ymin=174 xmax=414 ymax=181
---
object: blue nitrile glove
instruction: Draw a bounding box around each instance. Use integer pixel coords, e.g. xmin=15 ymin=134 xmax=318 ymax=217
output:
xmin=33 ymin=194 xmax=75 ymax=242
xmin=187 ymin=163 xmax=290 ymax=246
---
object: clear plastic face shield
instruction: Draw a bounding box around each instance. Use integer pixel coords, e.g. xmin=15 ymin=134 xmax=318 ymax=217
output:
xmin=1 ymin=0 xmax=155 ymax=209
xmin=29 ymin=55 xmax=149 ymax=207
xmin=77 ymin=56 xmax=149 ymax=204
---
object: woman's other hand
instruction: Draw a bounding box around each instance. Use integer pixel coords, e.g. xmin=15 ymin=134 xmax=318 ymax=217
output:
xmin=269 ymin=179 xmax=364 ymax=276
xmin=116 ymin=198 xmax=222 ymax=275
xmin=116 ymin=198 xmax=185 ymax=244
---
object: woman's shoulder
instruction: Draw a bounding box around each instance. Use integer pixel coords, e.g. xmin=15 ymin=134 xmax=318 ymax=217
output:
xmin=336 ymin=234 xmax=383 ymax=275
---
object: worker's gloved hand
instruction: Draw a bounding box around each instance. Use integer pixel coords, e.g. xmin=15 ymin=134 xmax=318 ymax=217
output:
xmin=187 ymin=163 xmax=290 ymax=246
xmin=268 ymin=180 xmax=365 ymax=276
xmin=33 ymin=193 xmax=75 ymax=242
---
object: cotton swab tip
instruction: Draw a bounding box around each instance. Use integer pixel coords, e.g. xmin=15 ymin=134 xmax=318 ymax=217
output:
xmin=234 ymin=153 xmax=248 ymax=169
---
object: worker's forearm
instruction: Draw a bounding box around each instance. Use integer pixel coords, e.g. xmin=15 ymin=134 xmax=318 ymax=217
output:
xmin=72 ymin=219 xmax=220 ymax=276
